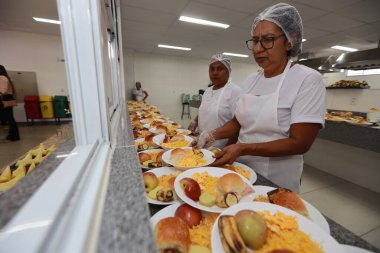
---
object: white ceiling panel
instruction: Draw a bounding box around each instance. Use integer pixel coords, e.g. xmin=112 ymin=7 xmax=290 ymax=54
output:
xmin=335 ymin=0 xmax=380 ymax=23
xmin=291 ymin=0 xmax=363 ymax=11
xmin=194 ymin=0 xmax=273 ymax=14
xmin=124 ymin=20 xmax=168 ymax=34
xmin=302 ymin=26 xmax=330 ymax=40
xmin=122 ymin=6 xmax=178 ymax=26
xmin=122 ymin=0 xmax=189 ymax=14
xmin=305 ymin=13 xmax=365 ymax=33
xmin=270 ymin=0 xmax=329 ymax=22
xmin=181 ymin=1 xmax=248 ymax=26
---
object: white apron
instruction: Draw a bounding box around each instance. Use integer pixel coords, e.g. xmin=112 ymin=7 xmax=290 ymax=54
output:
xmin=198 ymin=82 xmax=230 ymax=149
xmin=235 ymin=62 xmax=303 ymax=192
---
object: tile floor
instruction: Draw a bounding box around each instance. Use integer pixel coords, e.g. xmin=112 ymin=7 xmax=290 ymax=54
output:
xmin=1 ymin=119 xmax=380 ymax=250
xmin=175 ymin=116 xmax=380 ymax=250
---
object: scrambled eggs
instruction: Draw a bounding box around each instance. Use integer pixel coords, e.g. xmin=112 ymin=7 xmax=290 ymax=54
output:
xmin=161 ymin=140 xmax=189 ymax=149
xmin=191 ymin=172 xmax=218 ymax=196
xmin=256 ymin=211 xmax=324 ymax=253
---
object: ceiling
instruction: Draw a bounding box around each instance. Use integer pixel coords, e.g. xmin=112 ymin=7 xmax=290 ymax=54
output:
xmin=1 ymin=0 xmax=380 ymax=64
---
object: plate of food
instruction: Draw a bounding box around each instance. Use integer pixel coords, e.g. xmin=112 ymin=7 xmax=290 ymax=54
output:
xmin=211 ymin=202 xmax=344 ymax=253
xmin=221 ymin=162 xmax=257 ymax=184
xmin=138 ymin=149 xmax=168 ymax=169
xmin=134 ymin=136 xmax=159 ymax=151
xmin=162 ymin=147 xmax=215 ymax=170
xmin=153 ymin=133 xmax=193 ymax=150
xmin=150 ymin=203 xmax=218 ymax=253
xmin=174 ymin=167 xmax=255 ymax=213
xmin=175 ymin=129 xmax=192 ymax=135
xmin=143 ymin=167 xmax=182 ymax=205
xmin=250 ymin=186 xmax=330 ymax=233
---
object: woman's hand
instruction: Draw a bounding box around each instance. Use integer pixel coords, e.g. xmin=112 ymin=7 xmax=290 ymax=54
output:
xmin=188 ymin=120 xmax=198 ymax=133
xmin=191 ymin=130 xmax=215 ymax=148
xmin=211 ymin=144 xmax=244 ymax=166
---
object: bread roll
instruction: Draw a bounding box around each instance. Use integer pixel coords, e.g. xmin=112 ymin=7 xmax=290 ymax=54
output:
xmin=217 ymin=173 xmax=247 ymax=196
xmin=171 ymin=148 xmax=186 ymax=163
xmin=155 ymin=217 xmax=190 ymax=253
xmin=156 ymin=125 xmax=168 ymax=133
xmin=170 ymin=134 xmax=185 ymax=143
xmin=138 ymin=152 xmax=151 ymax=163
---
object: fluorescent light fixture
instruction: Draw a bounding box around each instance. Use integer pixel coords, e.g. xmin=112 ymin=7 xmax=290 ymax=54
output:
xmin=298 ymin=58 xmax=307 ymax=61
xmin=179 ymin=16 xmax=229 ymax=29
xmin=336 ymin=53 xmax=345 ymax=62
xmin=33 ymin=17 xmax=61 ymax=24
xmin=331 ymin=45 xmax=358 ymax=52
xmin=158 ymin=44 xmax=191 ymax=51
xmin=223 ymin=52 xmax=248 ymax=58
xmin=302 ymin=38 xmax=307 ymax=42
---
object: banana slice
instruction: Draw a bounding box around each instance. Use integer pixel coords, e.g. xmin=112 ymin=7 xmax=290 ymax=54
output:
xmin=218 ymin=215 xmax=247 ymax=253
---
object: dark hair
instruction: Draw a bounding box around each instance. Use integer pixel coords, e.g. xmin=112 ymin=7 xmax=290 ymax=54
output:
xmin=0 ymin=65 xmax=16 ymax=97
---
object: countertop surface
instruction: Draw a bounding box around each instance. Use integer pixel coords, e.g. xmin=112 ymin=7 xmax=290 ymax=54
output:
xmin=1 ymin=103 xmax=379 ymax=253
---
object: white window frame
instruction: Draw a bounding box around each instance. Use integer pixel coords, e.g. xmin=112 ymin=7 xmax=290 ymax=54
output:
xmin=0 ymin=0 xmax=123 ymax=252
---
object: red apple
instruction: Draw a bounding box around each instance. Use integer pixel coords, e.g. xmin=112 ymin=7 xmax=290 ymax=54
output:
xmin=175 ymin=203 xmax=202 ymax=228
xmin=180 ymin=178 xmax=201 ymax=201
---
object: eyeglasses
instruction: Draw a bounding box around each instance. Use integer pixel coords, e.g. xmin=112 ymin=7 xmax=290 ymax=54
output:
xmin=246 ymin=34 xmax=285 ymax=50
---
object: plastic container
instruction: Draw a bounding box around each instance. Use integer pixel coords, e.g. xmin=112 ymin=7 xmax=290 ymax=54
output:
xmin=53 ymin=96 xmax=70 ymax=118
xmin=24 ymin=96 xmax=41 ymax=120
xmin=39 ymin=96 xmax=54 ymax=118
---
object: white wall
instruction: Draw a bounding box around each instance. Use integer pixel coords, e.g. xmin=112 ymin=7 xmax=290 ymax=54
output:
xmin=323 ymin=71 xmax=380 ymax=112
xmin=0 ymin=30 xmax=68 ymax=121
xmin=124 ymin=50 xmax=257 ymax=120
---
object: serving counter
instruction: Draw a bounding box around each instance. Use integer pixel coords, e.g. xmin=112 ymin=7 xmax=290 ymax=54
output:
xmin=1 ymin=103 xmax=379 ymax=253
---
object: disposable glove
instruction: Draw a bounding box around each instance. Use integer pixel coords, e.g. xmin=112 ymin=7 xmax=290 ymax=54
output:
xmin=193 ymin=130 xmax=216 ymax=148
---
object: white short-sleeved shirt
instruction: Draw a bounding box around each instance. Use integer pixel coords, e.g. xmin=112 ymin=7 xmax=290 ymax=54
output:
xmin=132 ymin=88 xmax=145 ymax=101
xmin=201 ymin=82 xmax=242 ymax=126
xmin=241 ymin=64 xmax=326 ymax=135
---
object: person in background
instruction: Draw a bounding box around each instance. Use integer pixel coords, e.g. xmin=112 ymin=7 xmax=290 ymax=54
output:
xmin=194 ymin=3 xmax=325 ymax=192
xmin=188 ymin=54 xmax=241 ymax=149
xmin=132 ymin=81 xmax=148 ymax=102
xmin=0 ymin=65 xmax=20 ymax=141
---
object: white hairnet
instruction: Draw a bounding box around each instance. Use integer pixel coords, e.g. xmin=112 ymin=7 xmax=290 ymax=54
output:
xmin=209 ymin=54 xmax=232 ymax=73
xmin=251 ymin=3 xmax=303 ymax=57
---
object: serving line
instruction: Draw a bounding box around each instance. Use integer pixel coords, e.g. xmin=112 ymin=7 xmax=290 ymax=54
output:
xmin=148 ymin=170 xmax=380 ymax=253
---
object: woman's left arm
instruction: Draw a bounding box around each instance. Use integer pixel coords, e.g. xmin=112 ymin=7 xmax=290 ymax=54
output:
xmin=212 ymin=123 xmax=321 ymax=165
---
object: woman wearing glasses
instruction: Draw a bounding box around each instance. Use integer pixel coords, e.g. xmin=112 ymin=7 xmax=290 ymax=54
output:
xmin=194 ymin=3 xmax=325 ymax=192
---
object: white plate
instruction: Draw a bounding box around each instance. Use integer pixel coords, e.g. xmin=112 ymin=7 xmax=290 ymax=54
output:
xmin=221 ymin=162 xmax=257 ymax=184
xmin=251 ymin=185 xmax=330 ymax=233
xmin=138 ymin=149 xmax=166 ymax=170
xmin=344 ymin=120 xmax=372 ymax=126
xmin=174 ymin=167 xmax=254 ymax=213
xmin=162 ymin=147 xmax=215 ymax=170
xmin=149 ymin=203 xmax=181 ymax=229
xmin=341 ymin=244 xmax=375 ymax=253
xmin=175 ymin=129 xmax=192 ymax=135
xmin=134 ymin=138 xmax=159 ymax=150
xmin=152 ymin=134 xmax=193 ymax=150
xmin=211 ymin=202 xmax=344 ymax=253
xmin=144 ymin=167 xmax=181 ymax=205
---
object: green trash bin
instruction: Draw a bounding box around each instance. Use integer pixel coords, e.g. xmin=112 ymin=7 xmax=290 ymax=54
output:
xmin=39 ymin=96 xmax=54 ymax=118
xmin=53 ymin=96 xmax=71 ymax=120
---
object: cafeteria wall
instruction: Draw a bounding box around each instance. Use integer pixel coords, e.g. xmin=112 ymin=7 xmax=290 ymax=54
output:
xmin=323 ymin=71 xmax=380 ymax=112
xmin=124 ymin=50 xmax=257 ymax=120
xmin=0 ymin=29 xmax=68 ymax=121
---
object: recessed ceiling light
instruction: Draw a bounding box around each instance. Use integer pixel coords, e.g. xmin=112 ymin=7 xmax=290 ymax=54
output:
xmin=158 ymin=44 xmax=191 ymax=51
xmin=223 ymin=52 xmax=248 ymax=58
xmin=179 ymin=16 xmax=229 ymax=29
xmin=331 ymin=45 xmax=358 ymax=52
xmin=33 ymin=17 xmax=61 ymax=24
xmin=302 ymin=38 xmax=307 ymax=42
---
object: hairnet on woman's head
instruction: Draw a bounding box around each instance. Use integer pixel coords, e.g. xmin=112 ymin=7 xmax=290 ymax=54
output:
xmin=209 ymin=54 xmax=232 ymax=73
xmin=251 ymin=3 xmax=303 ymax=57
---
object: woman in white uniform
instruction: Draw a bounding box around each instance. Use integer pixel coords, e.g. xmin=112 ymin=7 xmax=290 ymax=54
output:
xmin=195 ymin=3 xmax=325 ymax=192
xmin=188 ymin=54 xmax=241 ymax=149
